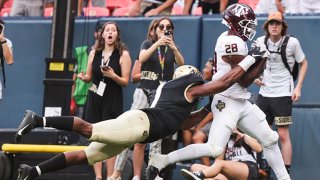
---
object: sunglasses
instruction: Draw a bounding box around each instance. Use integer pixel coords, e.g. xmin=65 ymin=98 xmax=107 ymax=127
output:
xmin=158 ymin=24 xmax=173 ymax=31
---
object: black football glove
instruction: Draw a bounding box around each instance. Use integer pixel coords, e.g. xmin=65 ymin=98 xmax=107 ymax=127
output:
xmin=248 ymin=41 xmax=270 ymax=61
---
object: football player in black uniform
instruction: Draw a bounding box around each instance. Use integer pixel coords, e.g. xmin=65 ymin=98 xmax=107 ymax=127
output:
xmin=15 ymin=50 xmax=265 ymax=180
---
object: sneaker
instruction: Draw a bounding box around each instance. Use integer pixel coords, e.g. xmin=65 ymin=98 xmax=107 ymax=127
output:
xmin=180 ymin=169 xmax=203 ymax=180
xmin=15 ymin=110 xmax=37 ymax=143
xmin=17 ymin=164 xmax=32 ymax=180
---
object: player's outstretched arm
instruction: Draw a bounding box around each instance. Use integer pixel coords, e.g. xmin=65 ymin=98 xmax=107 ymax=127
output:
xmin=188 ymin=65 xmax=247 ymax=99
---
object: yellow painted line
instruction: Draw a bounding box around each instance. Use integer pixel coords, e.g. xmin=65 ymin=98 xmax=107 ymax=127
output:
xmin=2 ymin=144 xmax=87 ymax=153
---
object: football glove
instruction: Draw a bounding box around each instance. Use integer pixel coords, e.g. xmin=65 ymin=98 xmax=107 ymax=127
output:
xmin=248 ymin=41 xmax=270 ymax=61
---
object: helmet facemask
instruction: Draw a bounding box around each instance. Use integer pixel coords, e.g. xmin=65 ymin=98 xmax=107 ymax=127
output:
xmin=239 ymin=19 xmax=257 ymax=41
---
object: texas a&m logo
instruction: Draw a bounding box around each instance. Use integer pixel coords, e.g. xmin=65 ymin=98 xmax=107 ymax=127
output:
xmin=231 ymin=4 xmax=249 ymax=17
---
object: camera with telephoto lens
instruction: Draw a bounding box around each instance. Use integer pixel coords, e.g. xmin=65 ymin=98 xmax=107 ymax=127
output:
xmin=164 ymin=30 xmax=172 ymax=36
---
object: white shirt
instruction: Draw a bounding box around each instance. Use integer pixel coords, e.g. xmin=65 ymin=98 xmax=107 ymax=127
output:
xmin=212 ymin=31 xmax=251 ymax=99
xmin=256 ymin=36 xmax=305 ymax=97
xmin=225 ymin=139 xmax=256 ymax=163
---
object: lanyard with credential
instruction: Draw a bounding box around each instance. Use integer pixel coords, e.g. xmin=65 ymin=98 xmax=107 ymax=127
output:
xmin=96 ymin=54 xmax=110 ymax=96
xmin=157 ymin=46 xmax=167 ymax=81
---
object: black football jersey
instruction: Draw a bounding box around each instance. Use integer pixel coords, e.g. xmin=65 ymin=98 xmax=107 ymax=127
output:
xmin=141 ymin=73 xmax=204 ymax=143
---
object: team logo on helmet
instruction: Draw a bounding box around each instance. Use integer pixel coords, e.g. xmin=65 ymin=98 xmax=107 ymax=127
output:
xmin=173 ymin=65 xmax=202 ymax=79
xmin=222 ymin=3 xmax=257 ymax=41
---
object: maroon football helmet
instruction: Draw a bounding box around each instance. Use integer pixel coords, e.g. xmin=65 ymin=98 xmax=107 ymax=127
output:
xmin=222 ymin=3 xmax=257 ymax=41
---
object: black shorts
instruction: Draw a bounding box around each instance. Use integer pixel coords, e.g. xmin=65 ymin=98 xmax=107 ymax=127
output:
xmin=256 ymin=95 xmax=293 ymax=126
xmin=242 ymin=161 xmax=259 ymax=180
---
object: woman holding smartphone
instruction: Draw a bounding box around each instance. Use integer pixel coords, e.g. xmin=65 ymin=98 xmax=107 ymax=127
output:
xmin=77 ymin=21 xmax=131 ymax=180
xmin=129 ymin=16 xmax=184 ymax=180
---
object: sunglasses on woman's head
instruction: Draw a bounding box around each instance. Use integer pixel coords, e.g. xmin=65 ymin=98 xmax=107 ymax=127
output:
xmin=158 ymin=24 xmax=173 ymax=31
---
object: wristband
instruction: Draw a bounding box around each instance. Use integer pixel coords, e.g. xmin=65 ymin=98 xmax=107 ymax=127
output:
xmin=1 ymin=40 xmax=7 ymax=44
xmin=238 ymin=55 xmax=255 ymax=71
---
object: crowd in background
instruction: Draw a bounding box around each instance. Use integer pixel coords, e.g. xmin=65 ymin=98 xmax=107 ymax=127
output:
xmin=0 ymin=0 xmax=320 ymax=17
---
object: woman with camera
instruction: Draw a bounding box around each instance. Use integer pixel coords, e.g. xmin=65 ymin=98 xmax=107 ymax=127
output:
xmin=181 ymin=129 xmax=263 ymax=180
xmin=130 ymin=16 xmax=184 ymax=180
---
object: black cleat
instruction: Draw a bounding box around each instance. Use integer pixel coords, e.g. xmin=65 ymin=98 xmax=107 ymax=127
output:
xmin=180 ymin=169 xmax=204 ymax=180
xmin=146 ymin=165 xmax=159 ymax=180
xmin=15 ymin=110 xmax=37 ymax=143
xmin=17 ymin=164 xmax=32 ymax=180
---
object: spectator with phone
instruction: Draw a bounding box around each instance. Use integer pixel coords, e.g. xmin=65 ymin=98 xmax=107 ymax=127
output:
xmin=77 ymin=21 xmax=132 ymax=180
xmin=0 ymin=20 xmax=14 ymax=100
xmin=126 ymin=17 xmax=184 ymax=180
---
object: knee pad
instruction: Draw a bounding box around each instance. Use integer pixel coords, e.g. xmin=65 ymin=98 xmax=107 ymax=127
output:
xmin=263 ymin=131 xmax=279 ymax=147
xmin=207 ymin=143 xmax=224 ymax=157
